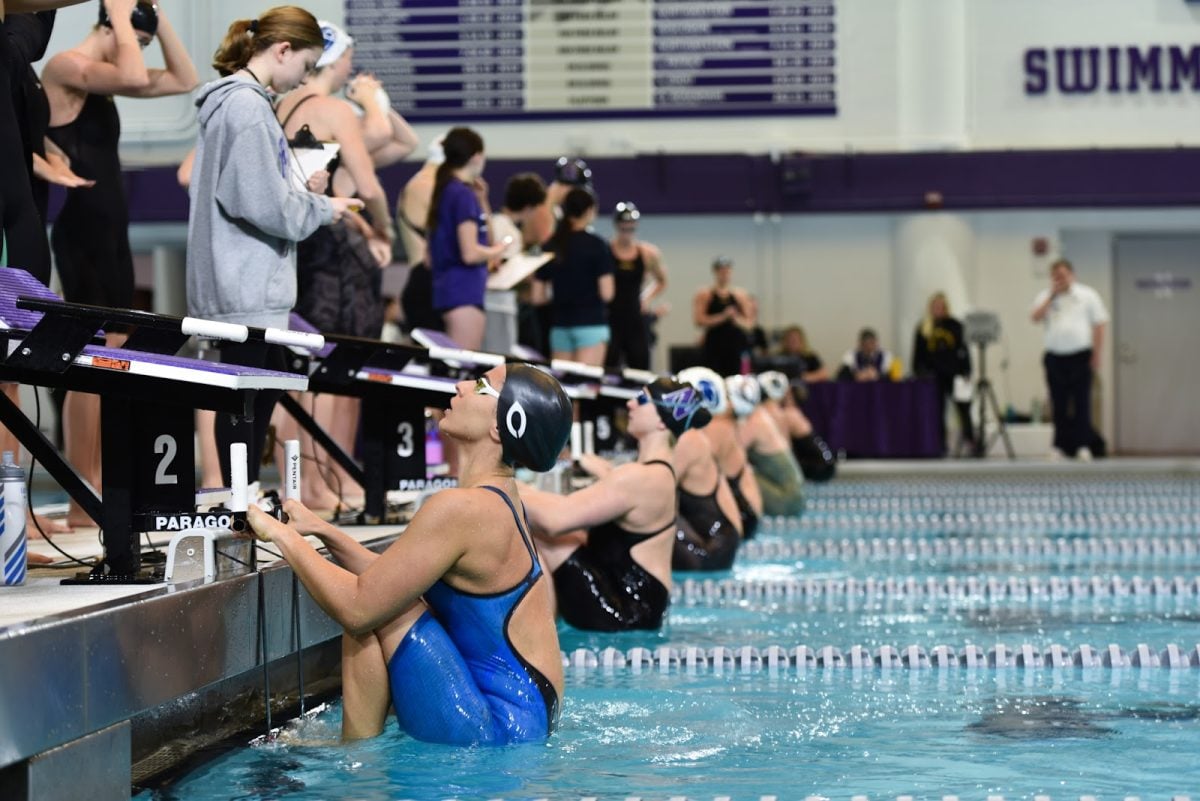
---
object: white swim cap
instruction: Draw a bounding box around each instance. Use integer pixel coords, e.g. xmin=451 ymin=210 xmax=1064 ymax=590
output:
xmin=758 ymin=370 xmax=789 ymax=402
xmin=676 ymin=366 xmax=729 ymax=417
xmin=725 ymin=374 xmax=762 ymax=418
xmin=316 ymin=21 xmax=353 ymax=69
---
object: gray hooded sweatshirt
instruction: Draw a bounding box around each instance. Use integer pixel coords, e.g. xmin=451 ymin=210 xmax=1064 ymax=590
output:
xmin=186 ymin=74 xmax=332 ymax=330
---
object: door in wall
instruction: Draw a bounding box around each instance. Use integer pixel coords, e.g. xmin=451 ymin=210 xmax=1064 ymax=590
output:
xmin=1113 ymin=236 xmax=1200 ymax=455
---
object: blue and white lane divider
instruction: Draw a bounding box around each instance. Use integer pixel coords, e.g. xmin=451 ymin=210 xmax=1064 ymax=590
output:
xmin=498 ymin=796 xmax=1195 ymax=801
xmin=756 ymin=513 xmax=1200 ymax=537
xmin=673 ymin=574 xmax=1200 ymax=602
xmin=560 ymin=643 xmax=1200 ymax=671
xmin=739 ymin=535 xmax=1200 ymax=563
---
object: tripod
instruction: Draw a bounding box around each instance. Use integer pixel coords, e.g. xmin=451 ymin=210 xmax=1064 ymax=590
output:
xmin=971 ymin=340 xmax=1015 ymax=459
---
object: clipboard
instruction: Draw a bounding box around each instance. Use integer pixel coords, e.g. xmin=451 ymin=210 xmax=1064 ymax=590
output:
xmin=288 ymin=142 xmax=340 ymax=192
xmin=486 ymin=252 xmax=553 ymax=291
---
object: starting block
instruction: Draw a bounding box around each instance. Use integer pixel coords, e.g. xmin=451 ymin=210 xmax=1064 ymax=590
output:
xmin=0 ymin=269 xmax=317 ymax=582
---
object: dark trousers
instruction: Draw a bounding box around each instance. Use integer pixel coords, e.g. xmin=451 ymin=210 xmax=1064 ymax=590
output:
xmin=604 ymin=312 xmax=650 ymax=371
xmin=1043 ymin=349 xmax=1093 ymax=455
xmin=216 ymin=341 xmax=287 ymax=485
xmin=934 ymin=374 xmax=974 ymax=450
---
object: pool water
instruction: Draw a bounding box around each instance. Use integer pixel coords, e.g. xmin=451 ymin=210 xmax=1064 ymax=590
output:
xmin=137 ymin=671 xmax=1200 ymax=800
xmin=133 ymin=475 xmax=1200 ymax=800
xmin=559 ymin=594 xmax=1200 ymax=655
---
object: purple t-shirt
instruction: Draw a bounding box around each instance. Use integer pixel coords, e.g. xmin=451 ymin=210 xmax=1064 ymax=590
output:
xmin=429 ymin=179 xmax=488 ymax=311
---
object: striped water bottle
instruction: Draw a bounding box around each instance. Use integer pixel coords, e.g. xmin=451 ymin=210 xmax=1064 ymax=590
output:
xmin=1 ymin=451 xmax=27 ymax=586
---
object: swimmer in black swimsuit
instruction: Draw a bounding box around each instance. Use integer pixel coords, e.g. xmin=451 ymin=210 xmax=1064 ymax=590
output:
xmin=759 ymin=370 xmax=836 ymax=482
xmin=522 ymin=377 xmax=711 ymax=631
xmin=678 ymin=365 xmax=762 ymax=541
xmin=248 ymin=363 xmax=573 ymax=745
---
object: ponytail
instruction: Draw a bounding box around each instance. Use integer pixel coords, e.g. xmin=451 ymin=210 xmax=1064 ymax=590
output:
xmin=549 ymin=187 xmax=596 ymax=257
xmin=425 ymin=126 xmax=485 ymax=238
xmin=212 ymin=6 xmax=322 ymax=77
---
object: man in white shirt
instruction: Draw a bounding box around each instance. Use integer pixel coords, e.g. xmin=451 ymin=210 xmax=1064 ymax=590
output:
xmin=1030 ymin=258 xmax=1109 ymax=460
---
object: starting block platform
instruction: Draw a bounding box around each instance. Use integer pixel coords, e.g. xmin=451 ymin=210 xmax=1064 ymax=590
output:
xmin=0 ymin=268 xmax=317 ymax=581
xmin=278 ymin=322 xmax=658 ymax=521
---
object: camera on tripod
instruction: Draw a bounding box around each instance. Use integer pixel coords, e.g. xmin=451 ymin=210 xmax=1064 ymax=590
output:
xmin=963 ymin=311 xmax=1001 ymax=346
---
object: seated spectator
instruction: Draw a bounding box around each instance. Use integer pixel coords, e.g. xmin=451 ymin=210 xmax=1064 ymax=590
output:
xmin=521 ymin=377 xmax=710 ymax=630
xmin=727 ymin=374 xmax=806 ymax=517
xmin=838 ymin=328 xmax=900 ymax=382
xmin=778 ymin=325 xmax=829 ymax=382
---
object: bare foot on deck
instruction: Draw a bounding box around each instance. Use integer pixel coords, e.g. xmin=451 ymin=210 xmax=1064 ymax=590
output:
xmin=28 ymin=551 xmax=54 ymax=566
xmin=27 ymin=512 xmax=71 ymax=538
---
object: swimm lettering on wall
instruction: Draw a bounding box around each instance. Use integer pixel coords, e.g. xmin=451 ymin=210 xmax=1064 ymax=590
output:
xmin=1024 ymin=45 xmax=1200 ymax=94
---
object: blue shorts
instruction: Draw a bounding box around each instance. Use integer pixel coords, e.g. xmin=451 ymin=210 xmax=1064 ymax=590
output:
xmin=550 ymin=324 xmax=610 ymax=353
xmin=386 ymin=610 xmax=553 ymax=745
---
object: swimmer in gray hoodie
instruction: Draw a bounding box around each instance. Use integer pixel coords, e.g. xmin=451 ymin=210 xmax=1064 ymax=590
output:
xmin=186 ymin=6 xmax=359 ymax=483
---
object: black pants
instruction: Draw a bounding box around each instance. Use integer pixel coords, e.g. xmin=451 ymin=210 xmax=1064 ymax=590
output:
xmin=1043 ymin=349 xmax=1093 ymax=455
xmin=934 ymin=374 xmax=974 ymax=449
xmin=216 ymin=341 xmax=287 ymax=485
xmin=604 ymin=312 xmax=650 ymax=371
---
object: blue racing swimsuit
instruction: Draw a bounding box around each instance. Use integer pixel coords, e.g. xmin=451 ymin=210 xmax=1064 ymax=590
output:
xmin=386 ymin=486 xmax=559 ymax=745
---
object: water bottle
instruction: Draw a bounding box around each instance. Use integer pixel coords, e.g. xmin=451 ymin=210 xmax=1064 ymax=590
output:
xmin=0 ymin=451 xmax=27 ymax=586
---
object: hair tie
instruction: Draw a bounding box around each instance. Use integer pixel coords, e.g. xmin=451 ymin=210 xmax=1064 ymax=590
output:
xmin=248 ymin=19 xmax=259 ymax=35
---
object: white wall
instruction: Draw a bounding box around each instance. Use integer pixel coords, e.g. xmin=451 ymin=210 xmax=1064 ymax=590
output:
xmin=35 ymin=0 xmax=1200 ymax=163
xmin=622 ymin=206 xmax=1200 ymax=445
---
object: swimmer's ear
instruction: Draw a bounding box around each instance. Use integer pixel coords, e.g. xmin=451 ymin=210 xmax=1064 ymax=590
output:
xmin=489 ymin=419 xmax=503 ymax=449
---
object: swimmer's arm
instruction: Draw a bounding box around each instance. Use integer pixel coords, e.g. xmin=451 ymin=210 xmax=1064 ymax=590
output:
xmin=281 ymin=499 xmax=378 ymax=575
xmin=251 ymin=493 xmax=467 ymax=634
xmin=575 ymin=453 xmax=613 ymax=478
xmin=519 ymin=469 xmax=638 ymax=536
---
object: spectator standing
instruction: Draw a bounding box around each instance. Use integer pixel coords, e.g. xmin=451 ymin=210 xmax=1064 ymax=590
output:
xmin=43 ymin=0 xmax=197 ymax=525
xmin=533 ymin=188 xmax=614 ymax=366
xmin=425 ymin=126 xmax=506 ymax=349
xmin=0 ymin=0 xmax=93 ymax=275
xmin=912 ymin=291 xmax=974 ymax=452
xmin=1030 ymin=258 xmax=1108 ymax=460
xmin=187 ymin=6 xmax=358 ymax=485
xmin=606 ymin=201 xmax=667 ymax=371
xmin=693 ymin=255 xmax=754 ymax=377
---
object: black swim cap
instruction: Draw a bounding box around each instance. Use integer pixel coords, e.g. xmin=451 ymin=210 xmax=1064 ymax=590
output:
xmin=647 ymin=377 xmax=711 ymax=437
xmin=554 ymin=156 xmax=592 ymax=187
xmin=99 ymin=1 xmax=159 ymax=36
xmin=614 ymin=201 xmax=640 ymax=224
xmin=498 ymin=364 xmax=572 ymax=472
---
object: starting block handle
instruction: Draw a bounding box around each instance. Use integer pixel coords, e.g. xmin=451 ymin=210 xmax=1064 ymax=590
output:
xmin=230 ymin=443 xmax=248 ymax=513
xmin=284 ymin=439 xmax=301 ymax=501
xmin=182 ymin=317 xmax=249 ymax=343
xmin=426 ymin=344 xmax=504 ymax=367
xmin=264 ymin=327 xmax=325 ymax=352
xmin=550 ymin=358 xmax=605 ymax=379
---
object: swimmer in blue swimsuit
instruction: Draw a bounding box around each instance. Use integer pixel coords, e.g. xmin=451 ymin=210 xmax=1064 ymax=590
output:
xmin=522 ymin=377 xmax=711 ymax=631
xmin=248 ymin=363 xmax=573 ymax=745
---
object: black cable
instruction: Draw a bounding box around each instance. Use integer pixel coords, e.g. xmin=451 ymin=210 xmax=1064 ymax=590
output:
xmin=25 ymin=387 xmax=94 ymax=568
xmin=256 ymin=567 xmax=272 ymax=735
xmin=292 ymin=572 xmax=306 ymax=714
